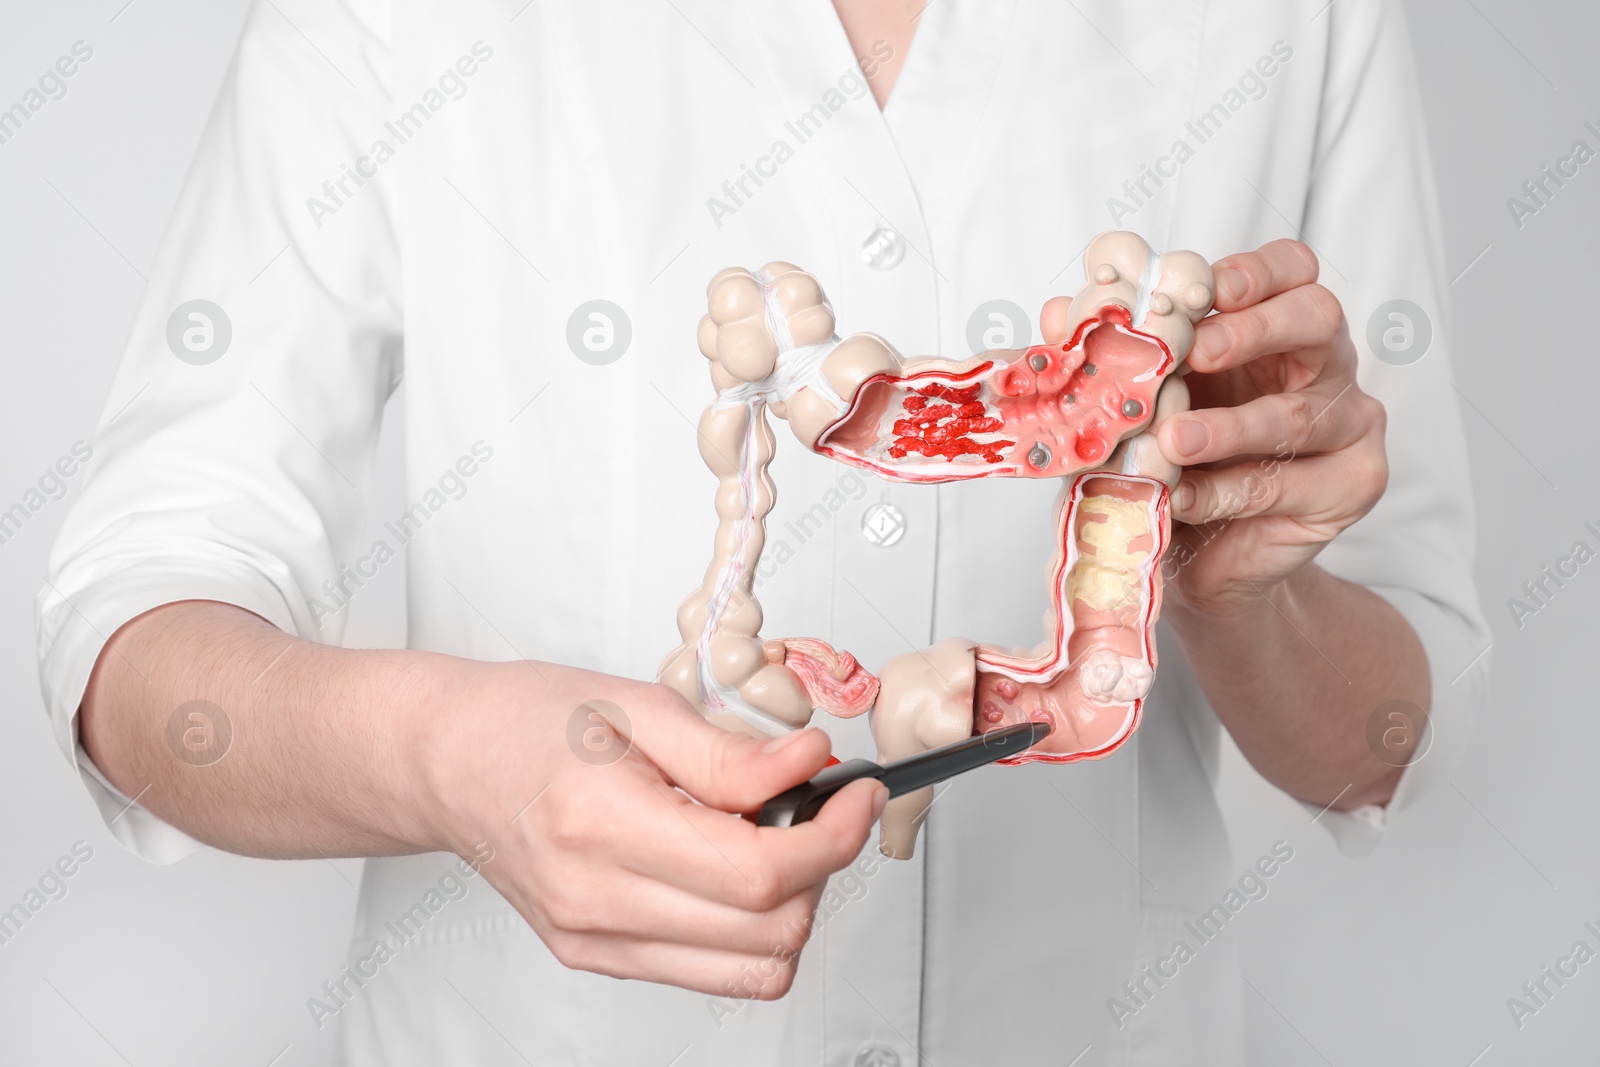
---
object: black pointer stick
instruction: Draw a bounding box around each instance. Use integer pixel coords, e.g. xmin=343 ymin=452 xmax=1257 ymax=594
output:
xmin=755 ymin=721 xmax=1053 ymax=828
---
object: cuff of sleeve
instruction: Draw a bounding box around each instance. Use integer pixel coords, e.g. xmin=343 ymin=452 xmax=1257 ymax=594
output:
xmin=36 ymin=562 xmax=303 ymax=865
xmin=1303 ymin=583 xmax=1489 ymax=859
xmin=1300 ymin=799 xmax=1388 ymax=859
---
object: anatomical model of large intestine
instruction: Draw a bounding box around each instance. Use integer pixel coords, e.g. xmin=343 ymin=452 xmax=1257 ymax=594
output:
xmin=659 ymin=232 xmax=1214 ymax=858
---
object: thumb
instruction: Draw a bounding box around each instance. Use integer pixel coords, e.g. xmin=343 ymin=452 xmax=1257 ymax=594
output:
xmin=618 ymin=686 xmax=836 ymax=813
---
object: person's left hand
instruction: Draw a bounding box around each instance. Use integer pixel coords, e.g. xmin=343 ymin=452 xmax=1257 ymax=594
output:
xmin=1155 ymin=238 xmax=1389 ymax=617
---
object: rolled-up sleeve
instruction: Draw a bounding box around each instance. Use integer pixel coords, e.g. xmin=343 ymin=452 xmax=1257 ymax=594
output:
xmin=1297 ymin=0 xmax=1491 ymax=856
xmin=35 ymin=0 xmax=402 ymax=863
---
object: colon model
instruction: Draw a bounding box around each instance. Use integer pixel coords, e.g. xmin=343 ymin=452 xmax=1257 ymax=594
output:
xmin=657 ymin=232 xmax=1214 ymax=858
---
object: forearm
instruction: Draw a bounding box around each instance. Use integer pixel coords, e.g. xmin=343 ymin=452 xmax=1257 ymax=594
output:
xmin=79 ymin=599 xmax=453 ymax=859
xmin=1165 ymin=563 xmax=1430 ymax=810
xmin=77 ymin=598 xmax=886 ymax=994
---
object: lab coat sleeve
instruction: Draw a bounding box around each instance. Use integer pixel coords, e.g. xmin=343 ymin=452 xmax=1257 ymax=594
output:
xmin=34 ymin=0 xmax=402 ymax=864
xmin=1295 ymin=0 xmax=1491 ymax=857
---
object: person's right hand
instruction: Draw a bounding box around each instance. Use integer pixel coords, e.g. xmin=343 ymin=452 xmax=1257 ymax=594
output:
xmin=419 ymin=660 xmax=887 ymax=999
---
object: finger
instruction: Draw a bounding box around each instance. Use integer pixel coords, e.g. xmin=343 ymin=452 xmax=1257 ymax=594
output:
xmin=1210 ymin=238 xmax=1320 ymax=313
xmin=1171 ymin=450 xmax=1387 ymax=527
xmin=551 ymin=715 xmax=879 ymax=908
xmin=608 ymin=684 xmax=837 ymax=813
xmin=1187 ymin=283 xmax=1348 ymax=373
xmin=531 ymin=860 xmax=825 ymax=955
xmin=1158 ymin=386 xmax=1373 ymax=467
xmin=620 ymin=775 xmax=885 ymax=911
xmin=542 ymin=930 xmax=806 ymax=1000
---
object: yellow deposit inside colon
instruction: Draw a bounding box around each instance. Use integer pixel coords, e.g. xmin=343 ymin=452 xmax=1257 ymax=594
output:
xmin=1067 ymin=495 xmax=1151 ymax=612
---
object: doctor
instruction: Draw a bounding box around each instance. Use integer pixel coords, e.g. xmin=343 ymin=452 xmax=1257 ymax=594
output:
xmin=39 ymin=0 xmax=1486 ymax=1064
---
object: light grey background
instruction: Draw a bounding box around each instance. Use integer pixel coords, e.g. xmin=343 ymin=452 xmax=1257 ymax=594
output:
xmin=0 ymin=1 xmax=1594 ymax=1064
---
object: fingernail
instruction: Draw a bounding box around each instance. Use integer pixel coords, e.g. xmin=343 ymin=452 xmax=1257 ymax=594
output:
xmin=1174 ymin=481 xmax=1196 ymax=515
xmin=1215 ymin=267 xmax=1247 ymax=305
xmin=870 ymin=783 xmax=889 ymax=821
xmin=1172 ymin=418 xmax=1210 ymax=458
xmin=1193 ymin=319 xmax=1231 ymax=365
xmin=762 ymin=728 xmax=812 ymax=755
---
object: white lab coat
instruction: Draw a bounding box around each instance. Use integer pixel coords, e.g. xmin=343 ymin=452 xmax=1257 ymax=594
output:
xmin=37 ymin=1 xmax=1488 ymax=1064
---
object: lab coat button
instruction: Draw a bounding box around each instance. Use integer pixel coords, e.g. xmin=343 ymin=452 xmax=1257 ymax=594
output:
xmin=853 ymin=1046 xmax=901 ymax=1067
xmin=860 ymin=501 xmax=907 ymax=547
xmin=860 ymin=226 xmax=906 ymax=271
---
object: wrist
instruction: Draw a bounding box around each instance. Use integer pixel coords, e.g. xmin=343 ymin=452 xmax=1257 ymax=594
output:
xmin=1164 ymin=567 xmax=1323 ymax=659
xmin=1164 ymin=577 xmax=1278 ymax=632
xmin=377 ymin=649 xmax=501 ymax=856
xmin=399 ymin=654 xmax=566 ymax=861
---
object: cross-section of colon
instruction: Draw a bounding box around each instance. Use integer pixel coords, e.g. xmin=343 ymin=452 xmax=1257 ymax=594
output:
xmin=658 ymin=231 xmax=1214 ymax=858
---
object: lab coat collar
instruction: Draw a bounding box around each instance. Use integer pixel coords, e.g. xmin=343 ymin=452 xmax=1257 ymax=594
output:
xmin=740 ymin=0 xmax=933 ymax=270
